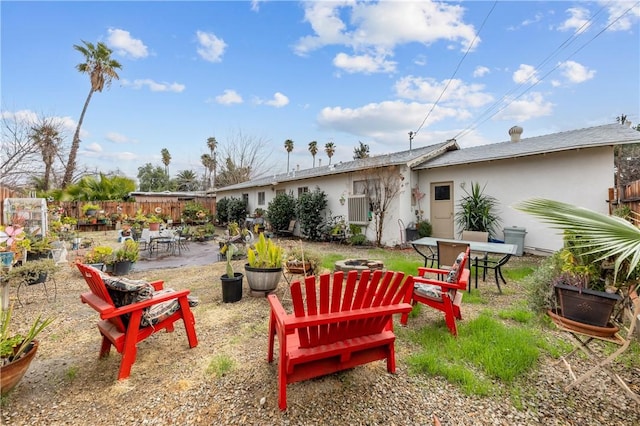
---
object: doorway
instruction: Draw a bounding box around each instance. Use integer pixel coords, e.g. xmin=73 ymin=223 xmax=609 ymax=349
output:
xmin=430 ymin=182 xmax=454 ymax=238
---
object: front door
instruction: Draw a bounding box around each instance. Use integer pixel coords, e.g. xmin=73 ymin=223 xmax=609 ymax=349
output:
xmin=430 ymin=182 xmax=454 ymax=238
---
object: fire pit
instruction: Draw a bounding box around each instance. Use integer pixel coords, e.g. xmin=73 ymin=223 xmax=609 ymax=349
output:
xmin=334 ymin=259 xmax=385 ymax=278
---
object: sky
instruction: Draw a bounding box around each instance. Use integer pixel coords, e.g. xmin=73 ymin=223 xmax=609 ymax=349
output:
xmin=2 ymin=0 xmax=640 ymax=182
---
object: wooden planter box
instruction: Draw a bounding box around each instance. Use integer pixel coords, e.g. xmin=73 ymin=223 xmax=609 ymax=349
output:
xmin=285 ymin=261 xmax=313 ymax=275
xmin=554 ymin=283 xmax=621 ymax=327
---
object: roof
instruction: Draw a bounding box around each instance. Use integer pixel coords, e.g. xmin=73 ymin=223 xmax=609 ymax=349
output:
xmin=130 ymin=191 xmax=210 ymax=197
xmin=216 ymin=140 xmax=458 ymax=192
xmin=414 ymin=123 xmax=640 ymax=170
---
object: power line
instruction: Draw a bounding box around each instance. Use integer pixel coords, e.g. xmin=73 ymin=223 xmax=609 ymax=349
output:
xmin=412 ymin=0 xmax=498 ymax=138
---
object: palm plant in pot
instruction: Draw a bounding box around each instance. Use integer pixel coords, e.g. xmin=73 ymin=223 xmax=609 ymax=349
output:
xmin=245 ymin=233 xmax=284 ymax=296
xmin=111 ymin=240 xmax=139 ymax=276
xmin=82 ymin=245 xmax=114 ymax=272
xmin=220 ymin=244 xmax=243 ymax=303
xmin=1 ymin=304 xmax=54 ymax=395
xmin=516 ymin=198 xmax=640 ymax=330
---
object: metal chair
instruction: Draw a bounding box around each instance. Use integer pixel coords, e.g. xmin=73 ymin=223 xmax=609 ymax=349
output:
xmin=461 ymin=230 xmax=489 ymax=293
xmin=435 ymin=241 xmax=470 ymax=280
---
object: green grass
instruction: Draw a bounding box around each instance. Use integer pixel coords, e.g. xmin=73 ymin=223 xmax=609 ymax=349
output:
xmin=206 ymin=354 xmax=234 ymax=377
xmin=405 ymin=311 xmax=563 ymax=400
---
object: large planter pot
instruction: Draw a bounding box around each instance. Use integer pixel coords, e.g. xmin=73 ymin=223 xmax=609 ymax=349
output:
xmin=244 ymin=264 xmax=282 ymax=296
xmin=149 ymin=223 xmax=161 ymax=232
xmin=554 ymin=283 xmax=621 ymax=327
xmin=220 ymin=273 xmax=243 ymax=303
xmin=112 ymin=261 xmax=133 ymax=276
xmin=1 ymin=340 xmax=39 ymax=396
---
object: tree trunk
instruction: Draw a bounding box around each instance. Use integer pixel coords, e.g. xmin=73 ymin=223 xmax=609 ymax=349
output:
xmin=63 ymin=88 xmax=94 ymax=187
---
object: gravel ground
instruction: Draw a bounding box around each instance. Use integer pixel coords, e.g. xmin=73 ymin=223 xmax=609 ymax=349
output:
xmin=2 ymin=232 xmax=639 ymax=425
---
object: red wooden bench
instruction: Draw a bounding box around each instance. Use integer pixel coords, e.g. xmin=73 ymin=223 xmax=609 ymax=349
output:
xmin=267 ymin=269 xmax=414 ymax=410
xmin=77 ymin=263 xmax=198 ymax=380
xmin=400 ymin=247 xmax=470 ymax=336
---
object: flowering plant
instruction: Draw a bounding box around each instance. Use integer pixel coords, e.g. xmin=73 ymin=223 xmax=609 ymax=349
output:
xmin=0 ymin=225 xmax=25 ymax=253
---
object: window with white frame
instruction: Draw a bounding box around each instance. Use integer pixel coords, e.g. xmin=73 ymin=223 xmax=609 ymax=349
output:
xmin=297 ymin=187 xmax=309 ymax=197
xmin=258 ymin=191 xmax=265 ymax=205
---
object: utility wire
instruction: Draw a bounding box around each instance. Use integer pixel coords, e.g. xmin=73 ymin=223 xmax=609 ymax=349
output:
xmin=452 ymin=1 xmax=639 ymax=141
xmin=412 ymin=0 xmax=498 ymax=138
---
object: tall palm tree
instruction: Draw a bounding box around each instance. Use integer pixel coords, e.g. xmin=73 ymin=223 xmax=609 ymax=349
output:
xmin=308 ymin=140 xmax=318 ymax=167
xmin=161 ymin=148 xmax=171 ymax=177
xmin=206 ymin=137 xmax=217 ymax=187
xmin=284 ymin=139 xmax=294 ymax=173
xmin=63 ymin=41 xmax=122 ymax=187
xmin=325 ymin=141 xmax=336 ymax=165
xmin=201 ymin=153 xmax=215 ymax=189
xmin=353 ymin=141 xmax=370 ymax=159
xmin=29 ymin=121 xmax=62 ymax=191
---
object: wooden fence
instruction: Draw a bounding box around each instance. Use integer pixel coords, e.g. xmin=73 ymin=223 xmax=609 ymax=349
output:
xmin=57 ymin=200 xmax=217 ymax=223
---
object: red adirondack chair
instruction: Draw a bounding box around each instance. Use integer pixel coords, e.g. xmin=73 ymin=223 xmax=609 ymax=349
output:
xmin=400 ymin=247 xmax=470 ymax=336
xmin=267 ymin=269 xmax=414 ymax=410
xmin=77 ymin=263 xmax=198 ymax=380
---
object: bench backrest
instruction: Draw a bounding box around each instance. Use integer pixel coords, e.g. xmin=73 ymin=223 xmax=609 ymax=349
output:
xmin=77 ymin=262 xmax=126 ymax=331
xmin=290 ymin=270 xmax=412 ymax=348
xmin=461 ymin=230 xmax=489 ymax=242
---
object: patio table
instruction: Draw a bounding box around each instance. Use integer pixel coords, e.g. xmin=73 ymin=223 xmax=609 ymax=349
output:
xmin=411 ymin=237 xmax=518 ymax=293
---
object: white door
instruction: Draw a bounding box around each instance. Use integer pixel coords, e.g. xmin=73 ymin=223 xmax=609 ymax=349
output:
xmin=430 ymin=182 xmax=454 ymax=238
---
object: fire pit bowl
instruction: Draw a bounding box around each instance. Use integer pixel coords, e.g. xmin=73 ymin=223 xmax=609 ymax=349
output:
xmin=334 ymin=259 xmax=385 ymax=278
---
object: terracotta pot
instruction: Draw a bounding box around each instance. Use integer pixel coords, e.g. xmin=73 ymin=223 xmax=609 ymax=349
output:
xmin=1 ymin=340 xmax=39 ymax=396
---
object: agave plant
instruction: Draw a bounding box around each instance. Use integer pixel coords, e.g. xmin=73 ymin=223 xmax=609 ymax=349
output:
xmin=515 ymin=198 xmax=640 ymax=289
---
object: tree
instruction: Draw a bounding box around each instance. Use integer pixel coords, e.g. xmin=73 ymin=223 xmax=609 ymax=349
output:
xmin=63 ymin=41 xmax=122 ymax=187
xmin=175 ymin=169 xmax=199 ymax=191
xmin=353 ymin=141 xmax=370 ymax=159
xmin=284 ymin=139 xmax=294 ymax=173
xmin=63 ymin=173 xmax=135 ymax=201
xmin=160 ymin=148 xmax=171 ymax=177
xmin=214 ymin=129 xmax=275 ymax=187
xmin=308 ymin=141 xmax=318 ymax=167
xmin=364 ymin=167 xmax=402 ymax=246
xmin=137 ymin=163 xmax=173 ymax=192
xmin=201 ymin=153 xmax=215 ymax=189
xmin=206 ymin=136 xmax=218 ymax=187
xmin=29 ymin=120 xmax=63 ymax=191
xmin=325 ymin=141 xmax=336 ymax=165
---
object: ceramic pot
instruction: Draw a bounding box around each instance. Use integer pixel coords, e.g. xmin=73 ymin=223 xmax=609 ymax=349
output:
xmin=1 ymin=340 xmax=39 ymax=396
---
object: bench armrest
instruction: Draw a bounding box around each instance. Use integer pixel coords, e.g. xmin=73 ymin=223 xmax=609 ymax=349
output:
xmin=81 ymin=288 xmax=190 ymax=320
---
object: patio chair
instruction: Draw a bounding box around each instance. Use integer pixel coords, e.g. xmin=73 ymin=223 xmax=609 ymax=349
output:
xmin=436 ymin=241 xmax=470 ymax=280
xmin=77 ymin=263 xmax=198 ymax=380
xmin=276 ymin=220 xmax=296 ymax=238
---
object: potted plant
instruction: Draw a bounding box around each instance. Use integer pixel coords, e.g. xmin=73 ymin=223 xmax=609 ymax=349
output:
xmin=220 ymin=244 xmax=243 ymax=303
xmin=455 ymin=182 xmax=501 ymax=239
xmin=244 ymin=233 xmax=284 ymax=296
xmin=1 ymin=303 xmax=54 ymax=395
xmin=82 ymin=246 xmax=114 ymax=271
xmin=112 ymin=240 xmax=139 ymax=276
xmin=517 ymin=198 xmax=640 ymax=329
xmin=285 ymin=244 xmax=320 ymax=276
xmin=81 ymin=203 xmax=100 ymax=217
xmin=146 ymin=214 xmax=163 ymax=231
xmin=4 ymin=259 xmax=58 ymax=287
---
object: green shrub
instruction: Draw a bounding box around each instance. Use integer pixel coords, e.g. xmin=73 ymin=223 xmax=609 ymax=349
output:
xmin=416 ymin=220 xmax=432 ymax=237
xmin=215 ymin=198 xmax=230 ymax=224
xmin=226 ymin=197 xmax=247 ymax=225
xmin=296 ymin=187 xmax=328 ymax=241
xmin=266 ymin=192 xmax=296 ymax=232
xmin=349 ymin=234 xmax=367 ymax=245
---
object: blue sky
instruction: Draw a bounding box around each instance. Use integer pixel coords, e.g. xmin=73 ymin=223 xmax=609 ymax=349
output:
xmin=2 ymin=1 xmax=639 ymax=181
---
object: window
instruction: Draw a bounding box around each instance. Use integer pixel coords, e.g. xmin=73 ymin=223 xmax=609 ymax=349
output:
xmin=275 ymin=189 xmax=285 ymax=196
xmin=258 ymin=192 xmax=265 ymax=205
xmin=297 ymin=187 xmax=309 ymax=197
xmin=434 ymin=185 xmax=450 ymax=201
xmin=242 ymin=193 xmax=249 ymax=207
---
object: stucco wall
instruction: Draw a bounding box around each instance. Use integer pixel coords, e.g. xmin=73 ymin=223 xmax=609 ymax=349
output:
xmin=417 ymin=146 xmax=615 ymax=253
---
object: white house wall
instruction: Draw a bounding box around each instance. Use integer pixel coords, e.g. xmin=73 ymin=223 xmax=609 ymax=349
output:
xmin=418 ymin=146 xmax=614 ymax=253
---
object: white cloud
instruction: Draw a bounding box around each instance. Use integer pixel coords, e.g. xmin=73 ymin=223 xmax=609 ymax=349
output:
xmin=522 ymin=12 xmax=544 ymax=27
xmin=85 ymin=142 xmax=103 ymax=153
xmin=473 ymin=66 xmax=490 ymax=78
xmin=558 ymin=60 xmax=595 ymax=83
xmin=1 ymin=110 xmax=77 ymax=136
xmin=513 ymin=64 xmax=539 ymax=84
xmin=265 ymin=92 xmax=289 ymax=107
xmin=107 ymin=28 xmax=149 ymax=59
xmin=495 ymin=92 xmax=554 ymax=121
xmin=601 ymin=1 xmax=640 ymax=31
xmin=215 ymin=90 xmax=243 ymax=105
xmin=394 ymin=76 xmax=493 ymax=108
xmin=558 ymin=7 xmax=590 ymax=33
xmin=121 ymin=79 xmax=185 ymax=92
xmin=196 ymin=30 xmax=227 ymax=62
xmin=105 ymin=132 xmax=134 ymax=144
xmin=294 ymin=1 xmax=477 ymax=74
xmin=333 ymin=52 xmax=396 ymax=74
xmin=254 ymin=92 xmax=290 ymax=108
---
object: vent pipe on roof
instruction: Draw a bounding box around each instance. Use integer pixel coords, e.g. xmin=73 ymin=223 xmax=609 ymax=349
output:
xmin=509 ymin=125 xmax=523 ymax=142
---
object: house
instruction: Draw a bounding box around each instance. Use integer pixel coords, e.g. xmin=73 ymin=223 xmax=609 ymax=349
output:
xmin=215 ymin=123 xmax=640 ymax=253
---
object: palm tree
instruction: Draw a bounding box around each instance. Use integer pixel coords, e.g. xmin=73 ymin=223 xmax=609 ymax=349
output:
xmin=284 ymin=139 xmax=294 ymax=173
xmin=325 ymin=141 xmax=336 ymax=165
xmin=353 ymin=141 xmax=370 ymax=159
xmin=206 ymin=137 xmax=217 ymax=187
xmin=161 ymin=148 xmax=171 ymax=177
xmin=63 ymin=41 xmax=122 ymax=187
xmin=516 ymin=198 xmax=640 ymax=284
xmin=308 ymin=140 xmax=318 ymax=167
xmin=175 ymin=169 xmax=199 ymax=191
xmin=29 ymin=121 xmax=62 ymax=191
xmin=201 ymin=153 xmax=215 ymax=189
